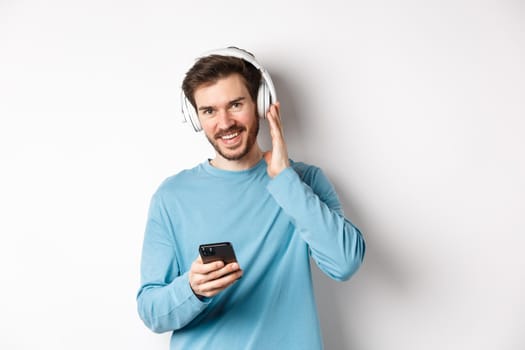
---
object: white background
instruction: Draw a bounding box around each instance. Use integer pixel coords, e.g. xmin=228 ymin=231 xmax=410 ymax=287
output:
xmin=1 ymin=0 xmax=523 ymax=349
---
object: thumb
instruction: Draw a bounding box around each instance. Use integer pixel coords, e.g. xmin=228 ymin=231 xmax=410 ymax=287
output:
xmin=263 ymin=150 xmax=272 ymax=165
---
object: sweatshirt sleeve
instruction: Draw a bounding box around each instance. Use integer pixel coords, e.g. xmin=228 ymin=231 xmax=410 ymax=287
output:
xmin=136 ymin=192 xmax=210 ymax=333
xmin=266 ymin=166 xmax=365 ymax=281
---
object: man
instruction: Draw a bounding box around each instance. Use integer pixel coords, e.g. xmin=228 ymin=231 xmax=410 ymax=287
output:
xmin=137 ymin=47 xmax=365 ymax=349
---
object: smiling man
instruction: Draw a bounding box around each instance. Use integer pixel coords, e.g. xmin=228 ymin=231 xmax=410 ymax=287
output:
xmin=195 ymin=74 xmax=262 ymax=167
xmin=137 ymin=47 xmax=365 ymax=350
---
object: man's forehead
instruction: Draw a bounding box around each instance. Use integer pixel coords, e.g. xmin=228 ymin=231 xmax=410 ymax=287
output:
xmin=194 ymin=74 xmax=250 ymax=106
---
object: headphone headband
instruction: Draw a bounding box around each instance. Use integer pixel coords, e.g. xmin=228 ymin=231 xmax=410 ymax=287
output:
xmin=181 ymin=47 xmax=277 ymax=132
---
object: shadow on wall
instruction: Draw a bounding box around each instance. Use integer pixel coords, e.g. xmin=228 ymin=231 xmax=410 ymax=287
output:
xmin=312 ymin=183 xmax=414 ymax=348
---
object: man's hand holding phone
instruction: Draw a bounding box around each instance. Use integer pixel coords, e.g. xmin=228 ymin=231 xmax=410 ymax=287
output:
xmin=189 ymin=243 xmax=243 ymax=299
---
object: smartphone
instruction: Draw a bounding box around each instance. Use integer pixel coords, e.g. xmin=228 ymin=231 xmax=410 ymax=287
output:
xmin=199 ymin=242 xmax=238 ymax=264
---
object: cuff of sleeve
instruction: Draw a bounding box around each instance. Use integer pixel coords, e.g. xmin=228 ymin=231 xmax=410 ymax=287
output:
xmin=172 ymin=272 xmax=212 ymax=309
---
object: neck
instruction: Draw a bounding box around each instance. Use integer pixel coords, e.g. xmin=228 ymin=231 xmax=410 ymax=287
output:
xmin=210 ymin=144 xmax=263 ymax=171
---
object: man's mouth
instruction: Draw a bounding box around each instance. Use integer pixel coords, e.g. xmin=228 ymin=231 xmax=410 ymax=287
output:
xmin=216 ymin=127 xmax=244 ymax=141
xmin=220 ymin=132 xmax=239 ymax=140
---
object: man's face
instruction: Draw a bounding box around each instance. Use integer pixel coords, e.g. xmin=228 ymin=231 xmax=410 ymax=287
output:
xmin=194 ymin=74 xmax=259 ymax=162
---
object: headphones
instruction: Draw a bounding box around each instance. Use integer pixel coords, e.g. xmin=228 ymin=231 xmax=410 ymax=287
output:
xmin=180 ymin=47 xmax=277 ymax=132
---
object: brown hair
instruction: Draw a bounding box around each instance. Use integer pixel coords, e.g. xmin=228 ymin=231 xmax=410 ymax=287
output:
xmin=182 ymin=53 xmax=262 ymax=109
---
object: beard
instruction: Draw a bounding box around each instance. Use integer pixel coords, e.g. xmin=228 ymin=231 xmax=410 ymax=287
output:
xmin=206 ymin=120 xmax=260 ymax=161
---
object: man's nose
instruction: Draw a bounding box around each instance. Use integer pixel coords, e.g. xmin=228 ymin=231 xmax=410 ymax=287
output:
xmin=216 ymin=109 xmax=234 ymax=129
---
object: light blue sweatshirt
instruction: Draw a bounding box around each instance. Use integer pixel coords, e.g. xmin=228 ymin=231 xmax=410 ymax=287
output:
xmin=137 ymin=159 xmax=365 ymax=349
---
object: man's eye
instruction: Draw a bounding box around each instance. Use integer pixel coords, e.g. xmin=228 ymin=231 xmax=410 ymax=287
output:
xmin=202 ymin=108 xmax=213 ymax=115
xmin=231 ymin=102 xmax=242 ymax=110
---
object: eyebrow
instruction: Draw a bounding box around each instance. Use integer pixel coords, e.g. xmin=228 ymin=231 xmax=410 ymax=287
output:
xmin=198 ymin=96 xmax=246 ymax=112
xmin=228 ymin=97 xmax=245 ymax=106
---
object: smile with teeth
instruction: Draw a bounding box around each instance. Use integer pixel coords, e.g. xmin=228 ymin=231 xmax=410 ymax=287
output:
xmin=221 ymin=132 xmax=239 ymax=140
